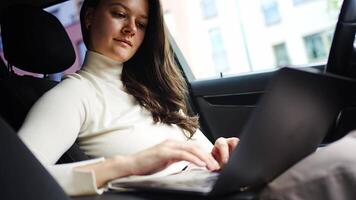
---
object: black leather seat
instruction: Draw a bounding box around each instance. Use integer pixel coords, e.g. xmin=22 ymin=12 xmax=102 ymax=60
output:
xmin=0 ymin=4 xmax=89 ymax=163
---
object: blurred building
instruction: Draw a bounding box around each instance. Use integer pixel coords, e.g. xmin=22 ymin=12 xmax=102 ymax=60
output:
xmin=0 ymin=0 xmax=342 ymax=80
xmin=161 ymin=0 xmax=342 ymax=79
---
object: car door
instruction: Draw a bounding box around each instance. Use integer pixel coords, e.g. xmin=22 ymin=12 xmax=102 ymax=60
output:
xmin=173 ymin=36 xmax=324 ymax=141
xmin=161 ymin=0 xmax=342 ymax=142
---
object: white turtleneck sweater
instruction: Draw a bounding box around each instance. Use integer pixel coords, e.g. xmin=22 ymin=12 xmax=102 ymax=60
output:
xmin=18 ymin=51 xmax=213 ymax=196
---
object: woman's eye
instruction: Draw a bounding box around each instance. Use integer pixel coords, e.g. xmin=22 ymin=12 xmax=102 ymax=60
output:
xmin=137 ymin=22 xmax=147 ymax=30
xmin=112 ymin=12 xmax=126 ymax=18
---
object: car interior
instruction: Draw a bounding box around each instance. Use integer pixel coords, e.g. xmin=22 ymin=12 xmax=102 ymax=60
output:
xmin=1 ymin=0 xmax=356 ymax=199
xmin=323 ymin=0 xmax=356 ymax=142
xmin=0 ymin=4 xmax=89 ymax=164
xmin=189 ymin=0 xmax=356 ymax=144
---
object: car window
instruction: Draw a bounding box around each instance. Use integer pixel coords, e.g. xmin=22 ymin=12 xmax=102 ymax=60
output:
xmin=0 ymin=0 xmax=343 ymax=80
xmin=161 ymin=0 xmax=343 ymax=80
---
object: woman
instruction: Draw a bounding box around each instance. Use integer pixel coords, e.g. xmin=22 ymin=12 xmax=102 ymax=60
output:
xmin=18 ymin=0 xmax=239 ymax=196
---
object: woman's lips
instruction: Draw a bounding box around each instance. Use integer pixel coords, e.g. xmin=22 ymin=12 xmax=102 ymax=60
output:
xmin=114 ymin=39 xmax=132 ymax=47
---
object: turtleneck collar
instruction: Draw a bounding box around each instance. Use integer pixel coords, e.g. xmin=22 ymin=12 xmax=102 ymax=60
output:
xmin=81 ymin=50 xmax=124 ymax=83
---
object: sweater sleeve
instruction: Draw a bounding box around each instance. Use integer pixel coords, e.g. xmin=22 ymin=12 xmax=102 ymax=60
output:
xmin=18 ymin=76 xmax=103 ymax=196
xmin=191 ymin=129 xmax=214 ymax=152
xmin=47 ymin=158 xmax=105 ymax=196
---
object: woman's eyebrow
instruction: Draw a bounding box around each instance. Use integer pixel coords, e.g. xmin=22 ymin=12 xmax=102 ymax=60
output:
xmin=108 ymin=2 xmax=148 ymax=19
xmin=108 ymin=2 xmax=128 ymax=10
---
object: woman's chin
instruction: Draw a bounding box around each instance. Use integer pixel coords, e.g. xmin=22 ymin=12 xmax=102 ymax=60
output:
xmin=107 ymin=53 xmax=130 ymax=63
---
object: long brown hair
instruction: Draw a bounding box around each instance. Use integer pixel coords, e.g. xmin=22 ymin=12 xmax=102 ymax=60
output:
xmin=80 ymin=0 xmax=199 ymax=136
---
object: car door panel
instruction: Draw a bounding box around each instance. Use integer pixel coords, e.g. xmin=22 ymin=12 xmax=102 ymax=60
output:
xmin=189 ymin=66 xmax=325 ymax=141
xmin=190 ymin=72 xmax=275 ymax=141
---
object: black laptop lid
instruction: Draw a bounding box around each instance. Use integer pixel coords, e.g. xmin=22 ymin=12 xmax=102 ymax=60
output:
xmin=211 ymin=67 xmax=353 ymax=195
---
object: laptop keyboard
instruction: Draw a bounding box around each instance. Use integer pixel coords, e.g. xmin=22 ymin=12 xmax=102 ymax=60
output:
xmin=111 ymin=168 xmax=219 ymax=193
xmin=154 ymin=169 xmax=218 ymax=188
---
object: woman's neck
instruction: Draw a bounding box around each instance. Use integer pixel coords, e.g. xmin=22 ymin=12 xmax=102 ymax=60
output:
xmin=81 ymin=50 xmax=124 ymax=82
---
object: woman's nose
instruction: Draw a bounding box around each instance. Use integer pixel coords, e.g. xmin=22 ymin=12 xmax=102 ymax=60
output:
xmin=122 ymin=20 xmax=137 ymax=36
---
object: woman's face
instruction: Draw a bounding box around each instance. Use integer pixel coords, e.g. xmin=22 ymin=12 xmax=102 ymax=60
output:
xmin=86 ymin=0 xmax=149 ymax=62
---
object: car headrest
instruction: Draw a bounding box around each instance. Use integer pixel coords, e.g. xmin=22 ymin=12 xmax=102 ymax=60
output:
xmin=0 ymin=4 xmax=76 ymax=74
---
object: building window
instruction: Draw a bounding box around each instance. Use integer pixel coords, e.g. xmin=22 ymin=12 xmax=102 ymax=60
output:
xmin=201 ymin=0 xmax=218 ymax=19
xmin=293 ymin=0 xmax=315 ymax=6
xmin=326 ymin=30 xmax=334 ymax=46
xmin=212 ymin=52 xmax=229 ymax=74
xmin=304 ymin=33 xmax=327 ymax=61
xmin=261 ymin=0 xmax=281 ymax=26
xmin=273 ymin=43 xmax=290 ymax=67
xmin=209 ymin=28 xmax=229 ymax=73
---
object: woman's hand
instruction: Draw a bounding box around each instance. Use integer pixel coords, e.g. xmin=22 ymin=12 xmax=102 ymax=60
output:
xmin=126 ymin=139 xmax=221 ymax=176
xmin=211 ymin=137 xmax=239 ymax=167
xmin=76 ymin=139 xmax=220 ymax=187
xmin=78 ymin=138 xmax=238 ymax=187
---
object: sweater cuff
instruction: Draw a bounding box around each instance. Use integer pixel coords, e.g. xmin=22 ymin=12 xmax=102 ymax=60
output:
xmin=47 ymin=158 xmax=105 ymax=196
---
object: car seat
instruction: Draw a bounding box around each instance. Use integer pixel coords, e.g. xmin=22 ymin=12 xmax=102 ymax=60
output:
xmin=0 ymin=4 xmax=89 ymax=163
xmin=0 ymin=55 xmax=8 ymax=78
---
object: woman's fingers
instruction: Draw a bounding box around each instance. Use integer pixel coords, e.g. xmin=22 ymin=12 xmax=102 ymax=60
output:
xmin=168 ymin=149 xmax=207 ymax=168
xmin=226 ymin=137 xmax=239 ymax=154
xmin=213 ymin=137 xmax=230 ymax=164
xmin=173 ymin=141 xmax=220 ymax=171
xmin=212 ymin=137 xmax=240 ymax=166
xmin=131 ymin=139 xmax=220 ymax=176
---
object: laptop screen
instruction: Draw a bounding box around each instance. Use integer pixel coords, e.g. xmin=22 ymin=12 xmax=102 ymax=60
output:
xmin=211 ymin=67 xmax=351 ymax=195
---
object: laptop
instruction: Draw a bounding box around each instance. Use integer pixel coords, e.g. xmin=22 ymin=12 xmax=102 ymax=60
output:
xmin=108 ymin=67 xmax=352 ymax=196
